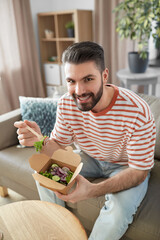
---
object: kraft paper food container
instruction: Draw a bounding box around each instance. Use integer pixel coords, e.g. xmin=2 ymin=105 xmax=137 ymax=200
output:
xmin=29 ymin=146 xmax=83 ymax=195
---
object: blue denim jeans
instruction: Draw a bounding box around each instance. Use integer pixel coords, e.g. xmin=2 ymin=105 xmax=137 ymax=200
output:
xmin=36 ymin=150 xmax=150 ymax=240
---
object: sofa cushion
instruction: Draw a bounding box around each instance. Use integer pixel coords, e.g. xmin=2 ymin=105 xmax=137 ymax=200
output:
xmin=138 ymin=94 xmax=160 ymax=160
xmin=123 ymin=159 xmax=160 ymax=240
xmin=19 ymin=96 xmax=57 ymax=137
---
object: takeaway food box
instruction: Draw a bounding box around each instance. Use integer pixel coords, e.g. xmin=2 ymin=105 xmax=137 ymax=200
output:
xmin=29 ymin=146 xmax=83 ymax=195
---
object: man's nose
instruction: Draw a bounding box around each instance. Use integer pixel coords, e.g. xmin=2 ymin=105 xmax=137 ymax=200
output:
xmin=75 ymin=83 xmax=85 ymax=96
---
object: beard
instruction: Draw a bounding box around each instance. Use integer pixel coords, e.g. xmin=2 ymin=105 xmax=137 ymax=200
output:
xmin=72 ymin=80 xmax=103 ymax=111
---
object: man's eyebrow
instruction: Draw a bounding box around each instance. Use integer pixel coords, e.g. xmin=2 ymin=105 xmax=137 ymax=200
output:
xmin=82 ymin=74 xmax=96 ymax=80
xmin=66 ymin=74 xmax=96 ymax=82
xmin=66 ymin=77 xmax=74 ymax=81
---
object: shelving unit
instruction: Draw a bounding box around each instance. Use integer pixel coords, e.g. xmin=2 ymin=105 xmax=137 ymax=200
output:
xmin=37 ymin=9 xmax=93 ymax=96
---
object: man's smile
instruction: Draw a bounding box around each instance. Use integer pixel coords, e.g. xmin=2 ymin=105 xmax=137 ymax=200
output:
xmin=77 ymin=94 xmax=92 ymax=103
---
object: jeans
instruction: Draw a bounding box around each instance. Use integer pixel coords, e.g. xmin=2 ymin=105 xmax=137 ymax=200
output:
xmin=36 ymin=150 xmax=150 ymax=240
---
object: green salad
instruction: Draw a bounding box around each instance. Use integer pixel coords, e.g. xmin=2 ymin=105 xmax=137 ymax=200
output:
xmin=34 ymin=136 xmax=47 ymax=152
xmin=40 ymin=163 xmax=73 ymax=186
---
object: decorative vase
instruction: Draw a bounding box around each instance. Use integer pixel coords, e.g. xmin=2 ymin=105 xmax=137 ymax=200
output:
xmin=67 ymin=28 xmax=74 ymax=38
xmin=128 ymin=52 xmax=149 ymax=73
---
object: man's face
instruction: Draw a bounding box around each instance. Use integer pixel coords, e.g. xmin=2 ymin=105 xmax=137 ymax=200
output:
xmin=65 ymin=61 xmax=104 ymax=112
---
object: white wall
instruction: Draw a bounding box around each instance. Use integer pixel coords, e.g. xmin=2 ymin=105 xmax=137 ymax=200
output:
xmin=29 ymin=0 xmax=94 ymax=61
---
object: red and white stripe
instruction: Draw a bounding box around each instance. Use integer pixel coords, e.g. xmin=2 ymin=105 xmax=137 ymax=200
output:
xmin=51 ymin=85 xmax=156 ymax=170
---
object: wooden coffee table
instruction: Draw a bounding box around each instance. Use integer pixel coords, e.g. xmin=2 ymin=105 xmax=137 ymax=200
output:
xmin=0 ymin=200 xmax=88 ymax=240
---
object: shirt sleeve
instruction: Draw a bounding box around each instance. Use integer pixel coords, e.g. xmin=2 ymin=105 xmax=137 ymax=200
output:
xmin=127 ymin=117 xmax=156 ymax=170
xmin=50 ymin=103 xmax=74 ymax=146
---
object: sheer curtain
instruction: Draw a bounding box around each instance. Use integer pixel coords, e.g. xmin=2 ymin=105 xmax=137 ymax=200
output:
xmin=94 ymin=0 xmax=133 ymax=85
xmin=0 ymin=0 xmax=45 ymax=115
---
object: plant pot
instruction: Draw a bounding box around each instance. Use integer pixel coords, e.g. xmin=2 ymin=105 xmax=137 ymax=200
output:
xmin=128 ymin=52 xmax=149 ymax=73
xmin=67 ymin=28 xmax=74 ymax=38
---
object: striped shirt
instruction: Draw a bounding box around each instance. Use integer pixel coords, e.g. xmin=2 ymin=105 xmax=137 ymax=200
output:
xmin=51 ymin=85 xmax=156 ymax=170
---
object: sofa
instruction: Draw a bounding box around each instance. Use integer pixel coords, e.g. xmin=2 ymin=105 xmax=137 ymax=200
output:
xmin=0 ymin=93 xmax=160 ymax=240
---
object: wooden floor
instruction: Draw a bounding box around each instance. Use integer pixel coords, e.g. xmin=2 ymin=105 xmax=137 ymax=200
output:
xmin=0 ymin=188 xmax=26 ymax=206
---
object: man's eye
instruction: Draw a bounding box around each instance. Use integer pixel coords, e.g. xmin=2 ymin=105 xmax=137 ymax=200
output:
xmin=85 ymin=78 xmax=93 ymax=82
xmin=67 ymin=80 xmax=74 ymax=84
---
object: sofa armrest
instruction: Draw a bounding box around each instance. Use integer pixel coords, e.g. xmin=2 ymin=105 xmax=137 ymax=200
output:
xmin=0 ymin=108 xmax=21 ymax=150
xmin=138 ymin=94 xmax=160 ymax=160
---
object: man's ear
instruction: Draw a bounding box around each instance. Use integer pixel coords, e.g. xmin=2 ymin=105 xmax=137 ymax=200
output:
xmin=102 ymin=68 xmax=109 ymax=84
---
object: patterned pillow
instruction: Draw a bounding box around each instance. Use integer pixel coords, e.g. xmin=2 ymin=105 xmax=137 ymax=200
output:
xmin=19 ymin=96 xmax=57 ymax=137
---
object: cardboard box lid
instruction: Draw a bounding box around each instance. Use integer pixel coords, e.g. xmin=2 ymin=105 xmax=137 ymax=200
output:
xmin=69 ymin=162 xmax=83 ymax=183
xmin=29 ymin=153 xmax=50 ymax=172
xmin=51 ymin=146 xmax=81 ymax=167
xmin=29 ymin=146 xmax=81 ymax=173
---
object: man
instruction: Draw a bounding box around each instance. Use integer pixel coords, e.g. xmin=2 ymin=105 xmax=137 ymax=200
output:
xmin=14 ymin=41 xmax=156 ymax=240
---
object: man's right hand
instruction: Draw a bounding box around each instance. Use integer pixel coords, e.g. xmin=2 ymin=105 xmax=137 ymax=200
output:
xmin=14 ymin=120 xmax=43 ymax=147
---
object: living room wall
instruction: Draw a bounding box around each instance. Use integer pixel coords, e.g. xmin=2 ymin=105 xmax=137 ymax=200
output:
xmin=29 ymin=0 xmax=94 ymax=62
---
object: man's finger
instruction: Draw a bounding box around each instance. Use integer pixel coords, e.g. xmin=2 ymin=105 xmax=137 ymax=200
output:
xmin=55 ymin=191 xmax=72 ymax=202
xmin=14 ymin=121 xmax=26 ymax=128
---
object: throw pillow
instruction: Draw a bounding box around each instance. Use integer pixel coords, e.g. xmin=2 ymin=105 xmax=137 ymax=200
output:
xmin=19 ymin=96 xmax=57 ymax=137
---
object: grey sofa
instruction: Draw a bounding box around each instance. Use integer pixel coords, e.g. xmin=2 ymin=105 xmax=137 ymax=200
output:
xmin=0 ymin=93 xmax=160 ymax=240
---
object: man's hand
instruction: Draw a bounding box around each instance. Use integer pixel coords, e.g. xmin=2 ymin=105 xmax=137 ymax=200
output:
xmin=55 ymin=175 xmax=94 ymax=203
xmin=55 ymin=168 xmax=149 ymax=203
xmin=14 ymin=120 xmax=42 ymax=147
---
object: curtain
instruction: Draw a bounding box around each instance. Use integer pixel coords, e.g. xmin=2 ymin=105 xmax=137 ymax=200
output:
xmin=0 ymin=0 xmax=45 ymax=115
xmin=94 ymin=0 xmax=133 ymax=85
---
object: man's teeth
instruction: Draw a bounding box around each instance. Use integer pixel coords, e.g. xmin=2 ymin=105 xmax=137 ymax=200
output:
xmin=78 ymin=95 xmax=90 ymax=101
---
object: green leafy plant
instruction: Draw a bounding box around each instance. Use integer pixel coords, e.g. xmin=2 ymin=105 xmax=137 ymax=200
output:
xmin=113 ymin=0 xmax=160 ymax=59
xmin=65 ymin=21 xmax=74 ymax=29
xmin=152 ymin=1 xmax=160 ymax=56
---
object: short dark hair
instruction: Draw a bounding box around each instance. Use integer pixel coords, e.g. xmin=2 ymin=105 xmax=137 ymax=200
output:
xmin=62 ymin=41 xmax=105 ymax=73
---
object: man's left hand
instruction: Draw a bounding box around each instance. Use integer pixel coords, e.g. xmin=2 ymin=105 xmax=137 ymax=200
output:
xmin=55 ymin=175 xmax=94 ymax=203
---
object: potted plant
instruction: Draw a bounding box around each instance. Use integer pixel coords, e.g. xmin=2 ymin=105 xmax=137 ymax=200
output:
xmin=113 ymin=0 xmax=160 ymax=73
xmin=152 ymin=1 xmax=160 ymax=59
xmin=65 ymin=21 xmax=74 ymax=38
xmin=153 ymin=21 xmax=160 ymax=59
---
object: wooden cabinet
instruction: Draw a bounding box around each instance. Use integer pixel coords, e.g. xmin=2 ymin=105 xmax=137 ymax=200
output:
xmin=37 ymin=10 xmax=93 ymax=96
